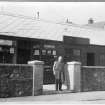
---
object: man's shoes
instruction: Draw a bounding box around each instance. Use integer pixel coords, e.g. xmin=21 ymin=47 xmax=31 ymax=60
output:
xmin=59 ymin=89 xmax=63 ymax=91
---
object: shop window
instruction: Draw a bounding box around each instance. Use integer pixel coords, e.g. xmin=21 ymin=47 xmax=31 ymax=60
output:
xmin=52 ymin=50 xmax=56 ymax=55
xmin=42 ymin=50 xmax=46 ymax=55
xmin=73 ymin=49 xmax=80 ymax=56
xmin=34 ymin=50 xmax=40 ymax=55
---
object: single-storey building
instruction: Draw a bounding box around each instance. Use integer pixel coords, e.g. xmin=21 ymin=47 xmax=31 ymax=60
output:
xmin=1 ymin=12 xmax=105 ymax=83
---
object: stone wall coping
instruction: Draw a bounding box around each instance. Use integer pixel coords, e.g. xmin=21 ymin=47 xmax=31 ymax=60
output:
xmin=28 ymin=60 xmax=44 ymax=65
xmin=0 ymin=63 xmax=31 ymax=67
xmin=67 ymin=61 xmax=81 ymax=65
xmin=82 ymin=66 xmax=105 ymax=68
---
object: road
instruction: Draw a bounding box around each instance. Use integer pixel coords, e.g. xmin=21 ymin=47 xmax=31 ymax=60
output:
xmin=1 ymin=85 xmax=105 ymax=104
xmin=1 ymin=91 xmax=105 ymax=104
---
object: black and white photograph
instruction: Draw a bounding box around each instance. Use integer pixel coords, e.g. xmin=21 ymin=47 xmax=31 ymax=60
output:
xmin=0 ymin=1 xmax=105 ymax=104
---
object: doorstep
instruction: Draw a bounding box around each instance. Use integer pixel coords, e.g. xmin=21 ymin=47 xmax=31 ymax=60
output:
xmin=42 ymin=84 xmax=72 ymax=95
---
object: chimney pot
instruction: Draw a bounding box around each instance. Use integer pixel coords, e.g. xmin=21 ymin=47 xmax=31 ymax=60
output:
xmin=37 ymin=11 xmax=39 ymax=19
xmin=88 ymin=18 xmax=94 ymax=24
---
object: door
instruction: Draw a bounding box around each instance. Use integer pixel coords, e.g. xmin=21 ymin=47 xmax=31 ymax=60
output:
xmin=17 ymin=49 xmax=31 ymax=64
xmin=41 ymin=54 xmax=55 ymax=84
xmin=87 ymin=53 xmax=95 ymax=66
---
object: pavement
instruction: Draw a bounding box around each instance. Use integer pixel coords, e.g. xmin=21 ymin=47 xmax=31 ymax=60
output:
xmin=1 ymin=85 xmax=105 ymax=104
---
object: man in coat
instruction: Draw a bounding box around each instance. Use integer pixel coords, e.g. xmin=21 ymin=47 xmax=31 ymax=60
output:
xmin=53 ymin=56 xmax=64 ymax=91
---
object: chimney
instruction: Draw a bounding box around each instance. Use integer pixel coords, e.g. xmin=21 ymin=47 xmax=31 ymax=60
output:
xmin=66 ymin=18 xmax=69 ymax=23
xmin=88 ymin=18 xmax=94 ymax=24
xmin=37 ymin=11 xmax=39 ymax=19
xmin=66 ymin=18 xmax=72 ymax=24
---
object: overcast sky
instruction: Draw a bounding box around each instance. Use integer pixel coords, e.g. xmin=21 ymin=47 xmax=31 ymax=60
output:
xmin=0 ymin=2 xmax=105 ymax=24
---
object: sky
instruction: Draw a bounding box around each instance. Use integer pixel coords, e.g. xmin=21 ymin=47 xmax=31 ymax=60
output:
xmin=0 ymin=2 xmax=105 ymax=24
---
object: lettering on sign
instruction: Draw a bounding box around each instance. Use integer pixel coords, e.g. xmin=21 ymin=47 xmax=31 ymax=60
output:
xmin=33 ymin=45 xmax=40 ymax=49
xmin=44 ymin=45 xmax=55 ymax=49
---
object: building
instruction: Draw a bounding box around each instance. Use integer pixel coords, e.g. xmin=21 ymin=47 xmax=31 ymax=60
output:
xmin=0 ymin=12 xmax=105 ymax=83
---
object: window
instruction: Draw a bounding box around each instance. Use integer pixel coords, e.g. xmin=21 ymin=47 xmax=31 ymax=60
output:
xmin=73 ymin=49 xmax=80 ymax=56
xmin=100 ymin=54 xmax=105 ymax=60
xmin=100 ymin=54 xmax=105 ymax=65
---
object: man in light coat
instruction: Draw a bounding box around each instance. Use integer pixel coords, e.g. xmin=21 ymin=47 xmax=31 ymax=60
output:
xmin=53 ymin=56 xmax=64 ymax=91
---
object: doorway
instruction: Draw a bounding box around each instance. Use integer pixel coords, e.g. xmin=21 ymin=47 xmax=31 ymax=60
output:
xmin=87 ymin=53 xmax=95 ymax=66
xmin=17 ymin=49 xmax=31 ymax=64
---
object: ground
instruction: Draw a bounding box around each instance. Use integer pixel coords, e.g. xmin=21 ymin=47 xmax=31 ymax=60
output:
xmin=1 ymin=85 xmax=105 ymax=104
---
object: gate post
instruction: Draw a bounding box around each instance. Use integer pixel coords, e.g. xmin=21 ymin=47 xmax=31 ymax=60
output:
xmin=28 ymin=60 xmax=44 ymax=96
xmin=66 ymin=61 xmax=81 ymax=92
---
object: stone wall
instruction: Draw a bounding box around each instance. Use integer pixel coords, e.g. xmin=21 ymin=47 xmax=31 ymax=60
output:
xmin=81 ymin=66 xmax=105 ymax=92
xmin=0 ymin=61 xmax=44 ymax=98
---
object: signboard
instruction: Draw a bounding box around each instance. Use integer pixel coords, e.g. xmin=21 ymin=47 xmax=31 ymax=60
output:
xmin=34 ymin=50 xmax=40 ymax=55
xmin=10 ymin=48 xmax=15 ymax=54
xmin=47 ymin=50 xmax=51 ymax=55
xmin=42 ymin=50 xmax=46 ymax=55
xmin=33 ymin=45 xmax=40 ymax=49
xmin=52 ymin=50 xmax=56 ymax=55
xmin=0 ymin=39 xmax=13 ymax=46
xmin=44 ymin=45 xmax=55 ymax=49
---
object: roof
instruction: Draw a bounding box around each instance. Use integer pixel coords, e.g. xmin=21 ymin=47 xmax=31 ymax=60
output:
xmin=0 ymin=12 xmax=105 ymax=45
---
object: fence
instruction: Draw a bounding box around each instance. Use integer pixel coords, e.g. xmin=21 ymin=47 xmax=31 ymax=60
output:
xmin=0 ymin=61 xmax=44 ymax=98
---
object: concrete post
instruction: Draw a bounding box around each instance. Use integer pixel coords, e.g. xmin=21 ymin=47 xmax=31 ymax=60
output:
xmin=66 ymin=61 xmax=81 ymax=92
xmin=28 ymin=60 xmax=44 ymax=96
